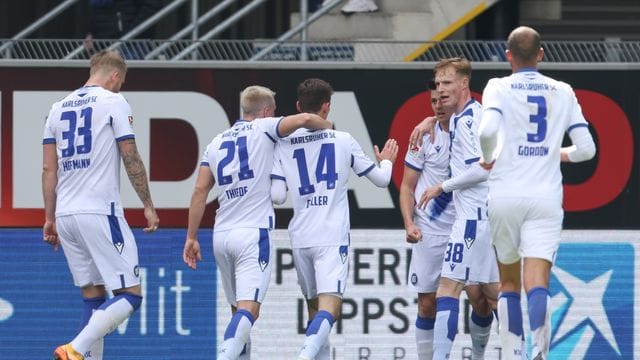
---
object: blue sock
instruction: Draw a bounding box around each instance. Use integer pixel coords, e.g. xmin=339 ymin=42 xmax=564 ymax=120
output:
xmin=498 ymin=292 xmax=524 ymax=359
xmin=433 ymin=297 xmax=459 ymax=360
xmin=299 ymin=310 xmax=335 ymax=359
xmin=80 ymin=297 xmax=105 ymax=329
xmin=219 ymin=309 xmax=255 ymax=360
xmin=527 ymin=287 xmax=551 ymax=357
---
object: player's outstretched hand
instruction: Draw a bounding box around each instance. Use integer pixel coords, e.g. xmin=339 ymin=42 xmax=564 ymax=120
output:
xmin=409 ymin=116 xmax=438 ymax=148
xmin=418 ymin=183 xmax=444 ymax=209
xmin=405 ymin=224 xmax=423 ymax=243
xmin=183 ymin=238 xmax=202 ymax=270
xmin=375 ymin=138 xmax=398 ymax=163
xmin=43 ymin=220 xmax=59 ymax=251
xmin=143 ymin=206 xmax=160 ymax=233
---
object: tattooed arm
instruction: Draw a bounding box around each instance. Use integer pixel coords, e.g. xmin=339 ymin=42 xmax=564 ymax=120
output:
xmin=118 ymin=138 xmax=159 ymax=232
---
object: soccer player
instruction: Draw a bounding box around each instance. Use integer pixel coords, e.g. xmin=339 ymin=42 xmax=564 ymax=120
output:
xmin=182 ymin=85 xmax=332 ymax=360
xmin=479 ymin=26 xmax=596 ymax=360
xmin=418 ymin=58 xmax=500 ymax=360
xmin=43 ymin=50 xmax=160 ymax=360
xmin=270 ymin=78 xmax=398 ymax=360
xmin=399 ymin=80 xmax=455 ymax=359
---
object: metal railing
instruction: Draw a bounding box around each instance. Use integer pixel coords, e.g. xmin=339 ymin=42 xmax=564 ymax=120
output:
xmin=2 ymin=39 xmax=640 ymax=63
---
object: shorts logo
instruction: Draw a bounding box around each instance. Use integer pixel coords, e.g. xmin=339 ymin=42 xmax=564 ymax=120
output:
xmin=435 ymin=145 xmax=441 ymax=153
xmin=548 ymin=243 xmax=633 ymax=359
xmin=259 ymin=259 xmax=268 ymax=272
xmin=114 ymin=241 xmax=124 ymax=254
xmin=410 ymin=273 xmax=418 ymax=285
xmin=339 ymin=245 xmax=348 ymax=264
xmin=133 ymin=265 xmax=139 ymax=277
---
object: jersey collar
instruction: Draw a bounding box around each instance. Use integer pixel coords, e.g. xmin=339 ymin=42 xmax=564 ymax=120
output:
xmin=516 ymin=67 xmax=538 ymax=73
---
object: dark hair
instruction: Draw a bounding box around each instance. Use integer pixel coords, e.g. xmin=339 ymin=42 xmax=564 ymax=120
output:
xmin=427 ymin=79 xmax=436 ymax=90
xmin=297 ymin=78 xmax=333 ymax=113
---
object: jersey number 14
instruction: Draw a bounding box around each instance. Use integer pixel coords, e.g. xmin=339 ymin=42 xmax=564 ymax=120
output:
xmin=292 ymin=143 xmax=338 ymax=196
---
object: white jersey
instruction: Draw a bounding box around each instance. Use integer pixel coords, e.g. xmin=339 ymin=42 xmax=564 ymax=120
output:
xmin=42 ymin=85 xmax=134 ymax=217
xmin=272 ymin=129 xmax=376 ymax=248
xmin=201 ymin=117 xmax=283 ymax=230
xmin=449 ymin=99 xmax=489 ymax=220
xmin=482 ymin=68 xmax=589 ymax=200
xmin=404 ymin=122 xmax=455 ymax=235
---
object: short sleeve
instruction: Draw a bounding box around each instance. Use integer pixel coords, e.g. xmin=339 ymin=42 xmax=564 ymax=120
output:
xmin=200 ymin=145 xmax=211 ymax=167
xmin=481 ymin=78 xmax=504 ymax=115
xmin=271 ymin=149 xmax=286 ymax=181
xmin=255 ymin=117 xmax=284 ymax=141
xmin=457 ymin=114 xmax=482 ymax=165
xmin=111 ymin=95 xmax=135 ymax=142
xmin=404 ymin=137 xmax=428 ymax=172
xmin=42 ymin=107 xmax=56 ymax=144
xmin=350 ymin=136 xmax=376 ymax=177
xmin=567 ymin=90 xmax=589 ymax=133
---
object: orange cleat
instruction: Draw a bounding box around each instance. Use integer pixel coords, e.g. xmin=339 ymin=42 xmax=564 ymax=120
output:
xmin=53 ymin=343 xmax=84 ymax=360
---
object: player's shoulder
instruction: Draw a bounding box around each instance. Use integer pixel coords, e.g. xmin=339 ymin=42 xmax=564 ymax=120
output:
xmin=543 ymin=74 xmax=574 ymax=93
xmin=253 ymin=116 xmax=281 ymax=128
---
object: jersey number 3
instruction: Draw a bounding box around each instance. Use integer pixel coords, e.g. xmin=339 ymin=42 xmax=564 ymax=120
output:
xmin=527 ymin=95 xmax=547 ymax=143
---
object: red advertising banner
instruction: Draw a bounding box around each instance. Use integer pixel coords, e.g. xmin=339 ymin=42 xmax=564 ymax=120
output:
xmin=0 ymin=67 xmax=635 ymax=228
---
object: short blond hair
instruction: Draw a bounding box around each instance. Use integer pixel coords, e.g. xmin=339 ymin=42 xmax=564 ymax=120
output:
xmin=89 ymin=50 xmax=127 ymax=76
xmin=240 ymin=85 xmax=276 ymax=117
xmin=434 ymin=57 xmax=471 ymax=80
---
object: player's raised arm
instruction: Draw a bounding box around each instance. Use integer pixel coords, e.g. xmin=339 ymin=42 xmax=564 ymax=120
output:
xmin=183 ymin=165 xmax=214 ymax=270
xmin=361 ymin=138 xmax=398 ymax=187
xmin=276 ymin=112 xmax=333 ymax=137
xmin=118 ymin=138 xmax=159 ymax=232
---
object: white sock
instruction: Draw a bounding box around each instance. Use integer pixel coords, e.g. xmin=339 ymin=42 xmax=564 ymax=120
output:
xmin=237 ymin=335 xmax=251 ymax=360
xmin=218 ymin=310 xmax=254 ymax=360
xmin=469 ymin=311 xmax=493 ymax=359
xmin=433 ymin=297 xmax=459 ymax=360
xmin=315 ymin=338 xmax=331 ymax=360
xmin=80 ymin=297 xmax=105 ymax=360
xmin=71 ymin=293 xmax=141 ymax=354
xmin=299 ymin=310 xmax=335 ymax=359
xmin=415 ymin=316 xmax=435 ymax=360
xmin=498 ymin=292 xmax=525 ymax=360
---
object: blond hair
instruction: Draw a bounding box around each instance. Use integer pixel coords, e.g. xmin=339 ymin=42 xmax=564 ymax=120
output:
xmin=240 ymin=85 xmax=276 ymax=117
xmin=89 ymin=50 xmax=127 ymax=77
xmin=433 ymin=57 xmax=472 ymax=80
